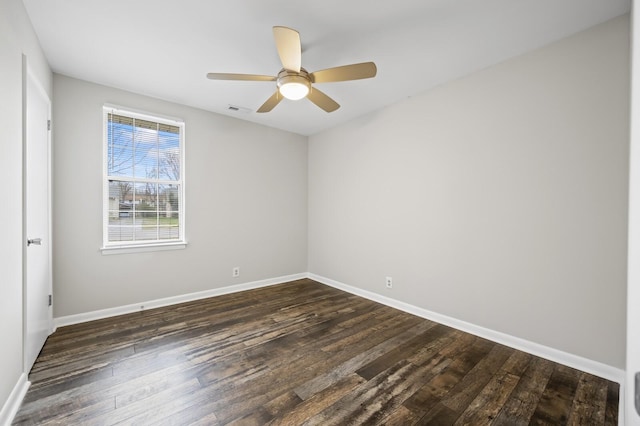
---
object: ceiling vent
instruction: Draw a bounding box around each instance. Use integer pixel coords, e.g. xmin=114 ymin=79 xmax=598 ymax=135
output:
xmin=227 ymin=105 xmax=251 ymax=113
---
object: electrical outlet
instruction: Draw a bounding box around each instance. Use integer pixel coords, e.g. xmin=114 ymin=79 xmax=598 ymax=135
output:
xmin=233 ymin=267 xmax=240 ymax=277
xmin=386 ymin=276 xmax=393 ymax=288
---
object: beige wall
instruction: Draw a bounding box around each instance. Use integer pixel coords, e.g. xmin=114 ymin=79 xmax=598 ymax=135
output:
xmin=308 ymin=16 xmax=630 ymax=368
xmin=52 ymin=75 xmax=308 ymax=317
xmin=0 ymin=0 xmax=51 ymax=414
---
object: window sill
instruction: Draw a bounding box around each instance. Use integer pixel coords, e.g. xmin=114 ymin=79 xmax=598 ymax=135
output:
xmin=100 ymin=241 xmax=187 ymax=255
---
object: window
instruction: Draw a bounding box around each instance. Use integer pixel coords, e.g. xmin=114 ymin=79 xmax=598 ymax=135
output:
xmin=102 ymin=106 xmax=185 ymax=252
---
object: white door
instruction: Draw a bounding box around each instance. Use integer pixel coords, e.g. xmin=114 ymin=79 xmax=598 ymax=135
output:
xmin=24 ymin=66 xmax=52 ymax=374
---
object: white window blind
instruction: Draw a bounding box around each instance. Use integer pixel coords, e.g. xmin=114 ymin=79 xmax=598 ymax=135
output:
xmin=103 ymin=106 xmax=185 ymax=250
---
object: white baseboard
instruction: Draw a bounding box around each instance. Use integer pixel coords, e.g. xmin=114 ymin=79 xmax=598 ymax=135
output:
xmin=309 ymin=273 xmax=627 ymax=425
xmin=55 ymin=271 xmax=626 ymax=383
xmin=0 ymin=373 xmax=29 ymax=426
xmin=54 ymin=273 xmax=307 ymax=328
xmin=308 ymin=273 xmax=625 ymax=384
xmin=50 ymin=271 xmax=626 ymax=425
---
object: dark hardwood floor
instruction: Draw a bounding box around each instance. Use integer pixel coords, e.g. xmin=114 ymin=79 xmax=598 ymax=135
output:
xmin=14 ymin=279 xmax=618 ymax=425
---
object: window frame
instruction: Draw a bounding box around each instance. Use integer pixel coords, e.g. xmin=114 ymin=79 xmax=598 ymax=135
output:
xmin=101 ymin=105 xmax=186 ymax=254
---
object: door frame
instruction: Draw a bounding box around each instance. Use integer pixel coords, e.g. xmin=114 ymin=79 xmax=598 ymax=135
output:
xmin=22 ymin=56 xmax=53 ymax=375
xmin=629 ymin=2 xmax=640 ymax=424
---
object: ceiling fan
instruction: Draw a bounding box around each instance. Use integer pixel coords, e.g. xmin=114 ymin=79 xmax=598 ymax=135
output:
xmin=207 ymin=26 xmax=377 ymax=113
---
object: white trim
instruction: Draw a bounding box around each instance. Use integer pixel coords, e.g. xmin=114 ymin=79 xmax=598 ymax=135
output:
xmin=103 ymin=103 xmax=184 ymax=125
xmin=628 ymin=1 xmax=640 ymax=425
xmin=22 ymin=60 xmax=54 ymax=373
xmin=308 ymin=273 xmax=626 ymax=385
xmin=49 ymin=271 xmax=625 ymax=424
xmin=102 ymin=105 xmax=186 ymax=251
xmin=54 ymin=273 xmax=307 ymax=328
xmin=0 ymin=373 xmax=30 ymax=426
xmin=100 ymin=241 xmax=187 ymax=255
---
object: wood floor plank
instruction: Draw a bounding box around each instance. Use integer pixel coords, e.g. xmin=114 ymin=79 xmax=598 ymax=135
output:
xmin=566 ymin=373 xmax=608 ymax=425
xmin=263 ymin=391 xmax=303 ymax=418
xmin=22 ymin=364 xmax=114 ymax=405
xmin=355 ymin=324 xmax=447 ymax=380
xmin=441 ymin=343 xmax=514 ymax=410
xmin=268 ymin=374 xmax=366 ymax=426
xmin=374 ymin=404 xmax=423 ymax=426
xmin=15 ymin=347 xmax=194 ymax=420
xmin=529 ymin=364 xmax=581 ymax=424
xmin=605 ymin=382 xmax=620 ymax=426
xmin=406 ymin=328 xmax=467 ymax=365
xmin=12 ymin=395 xmax=115 ymax=425
xmin=403 ymin=336 xmax=495 ymax=418
xmin=293 ymin=319 xmax=435 ymax=400
xmin=491 ymin=355 xmax=555 ymax=425
xmin=150 ymin=386 xmax=224 ymax=426
xmin=225 ymin=407 xmax=272 ymax=426
xmin=453 ymin=370 xmax=520 ymax=425
xmin=13 ymin=279 xmax=618 ymax=425
xmin=84 ymin=378 xmax=203 ymax=425
xmin=422 ymin=343 xmax=513 ymax=424
xmin=455 ymin=350 xmax=532 ymax=424
xmin=305 ymin=355 xmax=452 ymax=425
xmin=415 ymin=402 xmax=460 ymax=425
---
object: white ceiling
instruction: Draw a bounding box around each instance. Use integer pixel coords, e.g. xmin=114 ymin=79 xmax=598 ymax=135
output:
xmin=23 ymin=0 xmax=630 ymax=136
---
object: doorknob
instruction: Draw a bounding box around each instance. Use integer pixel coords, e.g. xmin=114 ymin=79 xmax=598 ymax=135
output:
xmin=27 ymin=238 xmax=42 ymax=246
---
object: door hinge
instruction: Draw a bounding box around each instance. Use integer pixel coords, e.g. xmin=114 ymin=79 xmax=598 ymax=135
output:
xmin=47 ymin=119 xmax=51 ymax=131
xmin=48 ymin=294 xmax=52 ymax=306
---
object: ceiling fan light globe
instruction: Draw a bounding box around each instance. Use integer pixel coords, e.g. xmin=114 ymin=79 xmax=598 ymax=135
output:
xmin=279 ymin=82 xmax=309 ymax=100
xmin=277 ymin=74 xmax=311 ymax=100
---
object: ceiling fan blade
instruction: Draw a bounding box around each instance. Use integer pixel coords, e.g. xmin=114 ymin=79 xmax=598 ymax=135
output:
xmin=207 ymin=73 xmax=276 ymax=81
xmin=273 ymin=26 xmax=301 ymax=72
xmin=307 ymin=87 xmax=340 ymax=113
xmin=256 ymin=91 xmax=282 ymax=113
xmin=310 ymin=62 xmax=377 ymax=83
